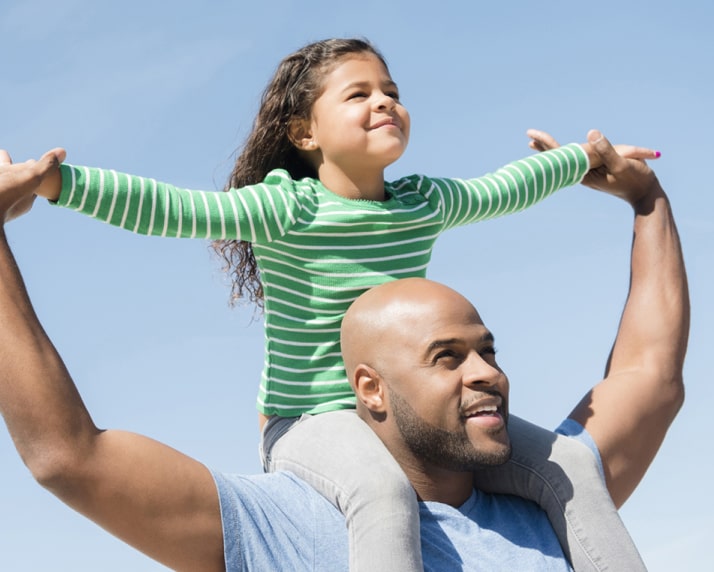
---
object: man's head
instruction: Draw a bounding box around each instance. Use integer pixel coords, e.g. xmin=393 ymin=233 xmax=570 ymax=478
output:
xmin=341 ymin=278 xmax=511 ymax=473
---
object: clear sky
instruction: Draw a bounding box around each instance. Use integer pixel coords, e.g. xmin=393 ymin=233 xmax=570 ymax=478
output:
xmin=1 ymin=1 xmax=712 ymax=570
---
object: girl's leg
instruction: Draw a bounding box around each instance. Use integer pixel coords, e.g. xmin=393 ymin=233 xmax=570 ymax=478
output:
xmin=263 ymin=409 xmax=423 ymax=572
xmin=472 ymin=415 xmax=647 ymax=572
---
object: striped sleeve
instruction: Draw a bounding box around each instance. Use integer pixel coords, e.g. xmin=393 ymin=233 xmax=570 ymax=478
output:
xmin=54 ymin=165 xmax=301 ymax=242
xmin=426 ymin=143 xmax=589 ymax=230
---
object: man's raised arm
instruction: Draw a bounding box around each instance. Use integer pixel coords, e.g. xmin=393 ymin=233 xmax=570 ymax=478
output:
xmin=567 ymin=132 xmax=689 ymax=507
xmin=0 ymin=151 xmax=225 ymax=571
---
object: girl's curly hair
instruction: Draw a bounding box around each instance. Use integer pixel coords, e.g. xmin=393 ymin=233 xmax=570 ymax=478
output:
xmin=212 ymin=38 xmax=388 ymax=307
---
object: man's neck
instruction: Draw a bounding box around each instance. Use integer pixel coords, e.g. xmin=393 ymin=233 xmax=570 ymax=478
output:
xmin=400 ymin=458 xmax=475 ymax=507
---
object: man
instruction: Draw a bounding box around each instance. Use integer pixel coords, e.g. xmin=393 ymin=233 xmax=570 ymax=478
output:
xmin=0 ymin=131 xmax=688 ymax=570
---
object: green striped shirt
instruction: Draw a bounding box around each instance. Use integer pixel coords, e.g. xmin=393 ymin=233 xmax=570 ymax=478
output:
xmin=56 ymin=144 xmax=588 ymax=416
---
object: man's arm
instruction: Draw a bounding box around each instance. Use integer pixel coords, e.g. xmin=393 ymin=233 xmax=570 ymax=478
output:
xmin=0 ymin=151 xmax=225 ymax=571
xmin=565 ymin=132 xmax=689 ymax=508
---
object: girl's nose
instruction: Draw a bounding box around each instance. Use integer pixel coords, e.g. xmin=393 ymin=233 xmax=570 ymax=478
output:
xmin=374 ymin=92 xmax=396 ymax=111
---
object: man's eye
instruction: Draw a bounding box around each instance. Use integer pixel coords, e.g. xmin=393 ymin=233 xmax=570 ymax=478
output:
xmin=435 ymin=350 xmax=458 ymax=361
xmin=480 ymin=346 xmax=498 ymax=358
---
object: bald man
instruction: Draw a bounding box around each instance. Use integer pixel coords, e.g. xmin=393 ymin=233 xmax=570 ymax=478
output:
xmin=0 ymin=131 xmax=687 ymax=571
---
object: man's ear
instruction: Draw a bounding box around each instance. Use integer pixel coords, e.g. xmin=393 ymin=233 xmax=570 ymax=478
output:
xmin=287 ymin=118 xmax=318 ymax=151
xmin=353 ymin=364 xmax=387 ymax=412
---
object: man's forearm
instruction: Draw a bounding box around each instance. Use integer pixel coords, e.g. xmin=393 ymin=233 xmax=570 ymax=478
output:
xmin=572 ymin=178 xmax=689 ymax=506
xmin=0 ymin=229 xmax=98 ymax=483
xmin=609 ymin=184 xmax=689 ymax=385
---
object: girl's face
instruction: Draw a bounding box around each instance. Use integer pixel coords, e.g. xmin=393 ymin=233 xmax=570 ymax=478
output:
xmin=300 ymin=53 xmax=410 ymax=179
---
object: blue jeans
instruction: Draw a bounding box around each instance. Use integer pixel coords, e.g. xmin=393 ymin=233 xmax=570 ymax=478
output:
xmin=261 ymin=410 xmax=646 ymax=572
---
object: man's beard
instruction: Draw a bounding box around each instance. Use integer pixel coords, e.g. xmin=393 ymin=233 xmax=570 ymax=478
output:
xmin=389 ymin=388 xmax=511 ymax=471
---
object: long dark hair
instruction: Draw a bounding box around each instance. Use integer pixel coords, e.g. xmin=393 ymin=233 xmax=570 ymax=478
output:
xmin=212 ymin=38 xmax=389 ymax=307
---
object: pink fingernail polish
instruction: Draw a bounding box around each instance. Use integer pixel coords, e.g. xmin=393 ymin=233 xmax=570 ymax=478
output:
xmin=654 ymin=151 xmax=662 ymax=158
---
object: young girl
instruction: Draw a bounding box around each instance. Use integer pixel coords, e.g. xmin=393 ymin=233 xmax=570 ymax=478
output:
xmin=35 ymin=38 xmax=647 ymax=571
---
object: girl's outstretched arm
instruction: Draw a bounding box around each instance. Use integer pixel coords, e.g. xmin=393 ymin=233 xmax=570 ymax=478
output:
xmin=527 ymin=129 xmax=661 ymax=172
xmin=49 ymin=164 xmax=301 ymax=242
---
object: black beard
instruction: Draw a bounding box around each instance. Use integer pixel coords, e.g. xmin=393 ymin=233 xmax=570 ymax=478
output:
xmin=389 ymin=388 xmax=511 ymax=471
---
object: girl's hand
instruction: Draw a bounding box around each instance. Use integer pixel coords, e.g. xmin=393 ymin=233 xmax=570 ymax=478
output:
xmin=528 ymin=130 xmax=661 ymax=206
xmin=526 ymin=128 xmax=661 ymax=170
xmin=0 ymin=148 xmax=65 ymax=223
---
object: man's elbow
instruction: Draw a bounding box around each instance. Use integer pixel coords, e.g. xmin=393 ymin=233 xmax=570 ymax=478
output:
xmin=21 ymin=435 xmax=97 ymax=499
xmin=639 ymin=352 xmax=686 ymax=417
xmin=657 ymin=372 xmax=685 ymax=422
xmin=670 ymin=374 xmax=685 ymax=416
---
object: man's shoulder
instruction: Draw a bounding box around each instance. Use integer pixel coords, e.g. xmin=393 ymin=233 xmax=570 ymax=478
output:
xmin=211 ymin=470 xmax=348 ymax=571
xmin=212 ymin=470 xmax=337 ymax=518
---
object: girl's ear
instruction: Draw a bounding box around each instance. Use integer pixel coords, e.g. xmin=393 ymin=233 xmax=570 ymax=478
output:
xmin=353 ymin=364 xmax=386 ymax=412
xmin=288 ymin=118 xmax=318 ymax=151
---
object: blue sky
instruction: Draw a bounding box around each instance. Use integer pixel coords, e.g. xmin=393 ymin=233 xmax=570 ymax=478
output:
xmin=1 ymin=1 xmax=712 ymax=570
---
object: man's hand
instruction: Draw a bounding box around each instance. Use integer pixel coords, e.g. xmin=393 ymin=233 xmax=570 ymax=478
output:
xmin=0 ymin=148 xmax=65 ymax=223
xmin=527 ymin=129 xmax=662 ymax=206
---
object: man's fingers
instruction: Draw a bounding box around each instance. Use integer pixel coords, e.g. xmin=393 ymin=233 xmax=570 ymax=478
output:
xmin=37 ymin=148 xmax=66 ymax=175
xmin=0 ymin=148 xmax=65 ymax=173
xmin=587 ymin=130 xmax=624 ymax=171
xmin=7 ymin=195 xmax=37 ymax=223
xmin=0 ymin=148 xmax=65 ymax=214
xmin=44 ymin=147 xmax=66 ymax=163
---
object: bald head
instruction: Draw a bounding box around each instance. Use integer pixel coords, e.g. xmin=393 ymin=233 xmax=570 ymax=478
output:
xmin=341 ymin=278 xmax=484 ymax=387
xmin=341 ymin=278 xmax=511 ymax=475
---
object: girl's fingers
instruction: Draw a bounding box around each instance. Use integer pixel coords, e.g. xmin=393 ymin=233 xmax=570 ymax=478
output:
xmin=613 ymin=144 xmax=661 ymax=160
xmin=526 ymin=129 xmax=561 ymax=151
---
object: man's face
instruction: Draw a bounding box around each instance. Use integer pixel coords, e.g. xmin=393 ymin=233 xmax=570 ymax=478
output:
xmin=377 ymin=290 xmax=511 ymax=471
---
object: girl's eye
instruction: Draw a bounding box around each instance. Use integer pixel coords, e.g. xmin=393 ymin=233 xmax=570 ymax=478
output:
xmin=348 ymin=92 xmax=368 ymax=100
xmin=387 ymin=91 xmax=400 ymax=101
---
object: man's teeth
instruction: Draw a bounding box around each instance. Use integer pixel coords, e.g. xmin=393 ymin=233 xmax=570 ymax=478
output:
xmin=467 ymin=405 xmax=498 ymax=417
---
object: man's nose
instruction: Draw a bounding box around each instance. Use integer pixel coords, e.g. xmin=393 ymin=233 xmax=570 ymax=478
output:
xmin=462 ymin=353 xmax=503 ymax=388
